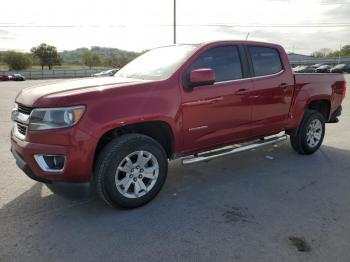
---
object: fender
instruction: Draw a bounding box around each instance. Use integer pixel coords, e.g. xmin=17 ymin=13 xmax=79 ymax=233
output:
xmin=89 ymin=114 xmax=181 ymax=152
xmin=286 ymin=83 xmax=332 ymax=130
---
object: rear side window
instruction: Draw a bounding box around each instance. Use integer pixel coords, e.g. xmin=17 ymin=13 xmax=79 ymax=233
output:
xmin=189 ymin=46 xmax=242 ymax=82
xmin=249 ymin=46 xmax=283 ymax=77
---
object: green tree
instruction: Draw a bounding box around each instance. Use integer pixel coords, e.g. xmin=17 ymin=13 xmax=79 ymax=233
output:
xmin=340 ymin=45 xmax=350 ymax=56
xmin=311 ymin=48 xmax=332 ymax=58
xmin=31 ymin=43 xmax=61 ymax=70
xmin=81 ymin=51 xmax=102 ymax=69
xmin=104 ymin=53 xmax=134 ymax=68
xmin=311 ymin=51 xmax=325 ymax=58
xmin=3 ymin=51 xmax=32 ymax=70
xmin=311 ymin=45 xmax=350 ymax=58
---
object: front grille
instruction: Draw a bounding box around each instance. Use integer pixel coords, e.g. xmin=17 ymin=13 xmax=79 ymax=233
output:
xmin=16 ymin=122 xmax=27 ymax=136
xmin=18 ymin=104 xmax=33 ymax=115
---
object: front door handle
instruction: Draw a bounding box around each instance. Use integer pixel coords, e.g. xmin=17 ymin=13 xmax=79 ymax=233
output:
xmin=182 ymin=96 xmax=224 ymax=106
xmin=235 ymin=88 xmax=248 ymax=95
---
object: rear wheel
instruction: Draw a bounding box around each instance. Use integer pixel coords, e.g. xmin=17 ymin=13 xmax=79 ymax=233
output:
xmin=95 ymin=134 xmax=168 ymax=208
xmin=290 ymin=110 xmax=325 ymax=154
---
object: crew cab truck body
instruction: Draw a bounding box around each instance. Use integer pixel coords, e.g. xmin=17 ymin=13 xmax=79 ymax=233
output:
xmin=11 ymin=41 xmax=346 ymax=208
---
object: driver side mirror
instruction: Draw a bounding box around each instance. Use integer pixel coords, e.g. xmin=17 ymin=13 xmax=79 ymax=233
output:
xmin=188 ymin=68 xmax=215 ymax=88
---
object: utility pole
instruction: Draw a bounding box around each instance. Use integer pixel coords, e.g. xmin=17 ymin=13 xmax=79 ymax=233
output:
xmin=173 ymin=0 xmax=176 ymax=44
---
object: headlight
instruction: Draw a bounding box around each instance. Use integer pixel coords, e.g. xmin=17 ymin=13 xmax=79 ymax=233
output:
xmin=29 ymin=105 xmax=85 ymax=131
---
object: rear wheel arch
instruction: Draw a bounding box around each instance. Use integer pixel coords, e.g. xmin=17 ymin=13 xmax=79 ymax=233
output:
xmin=290 ymin=109 xmax=325 ymax=155
xmin=286 ymin=98 xmax=330 ymax=136
xmin=307 ymin=99 xmax=331 ymax=121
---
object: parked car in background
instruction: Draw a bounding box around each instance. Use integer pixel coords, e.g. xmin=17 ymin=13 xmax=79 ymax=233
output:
xmin=293 ymin=65 xmax=315 ymax=73
xmin=292 ymin=65 xmax=303 ymax=72
xmin=12 ymin=74 xmax=25 ymax=81
xmin=311 ymin=63 xmax=325 ymax=69
xmin=0 ymin=75 xmax=13 ymax=81
xmin=315 ymin=65 xmax=331 ymax=73
xmin=92 ymin=69 xmax=119 ymax=77
xmin=330 ymin=64 xmax=350 ymax=74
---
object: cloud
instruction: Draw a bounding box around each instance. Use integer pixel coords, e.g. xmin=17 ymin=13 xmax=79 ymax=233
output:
xmin=324 ymin=3 xmax=350 ymax=23
xmin=0 ymin=0 xmax=349 ymax=53
xmin=0 ymin=29 xmax=14 ymax=40
xmin=216 ymin=25 xmax=349 ymax=54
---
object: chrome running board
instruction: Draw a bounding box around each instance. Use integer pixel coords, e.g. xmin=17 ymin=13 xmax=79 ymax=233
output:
xmin=181 ymin=135 xmax=288 ymax=165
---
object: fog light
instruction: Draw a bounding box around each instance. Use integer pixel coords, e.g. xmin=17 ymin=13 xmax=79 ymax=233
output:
xmin=34 ymin=155 xmax=66 ymax=173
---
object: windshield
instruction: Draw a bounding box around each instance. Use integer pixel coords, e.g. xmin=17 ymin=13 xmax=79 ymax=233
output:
xmin=115 ymin=45 xmax=198 ymax=80
xmin=334 ymin=64 xmax=345 ymax=69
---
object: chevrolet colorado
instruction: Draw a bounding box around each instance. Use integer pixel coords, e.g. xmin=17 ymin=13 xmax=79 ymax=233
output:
xmin=11 ymin=41 xmax=346 ymax=208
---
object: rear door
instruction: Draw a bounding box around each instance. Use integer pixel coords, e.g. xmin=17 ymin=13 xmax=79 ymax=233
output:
xmin=181 ymin=45 xmax=254 ymax=152
xmin=247 ymin=45 xmax=294 ymax=135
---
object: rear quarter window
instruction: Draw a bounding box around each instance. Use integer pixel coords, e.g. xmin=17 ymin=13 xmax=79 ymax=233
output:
xmin=249 ymin=46 xmax=283 ymax=77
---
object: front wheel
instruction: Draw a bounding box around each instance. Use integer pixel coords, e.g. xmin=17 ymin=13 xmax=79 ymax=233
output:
xmin=95 ymin=134 xmax=168 ymax=208
xmin=290 ymin=110 xmax=325 ymax=155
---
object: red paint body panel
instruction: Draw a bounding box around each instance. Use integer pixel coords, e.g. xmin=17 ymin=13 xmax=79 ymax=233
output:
xmin=11 ymin=40 xmax=346 ymax=183
xmin=11 ymin=127 xmax=97 ymax=182
xmin=286 ymin=73 xmax=346 ymax=129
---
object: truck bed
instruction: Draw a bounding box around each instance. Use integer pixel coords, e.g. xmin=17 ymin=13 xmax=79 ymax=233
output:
xmin=291 ymin=73 xmax=346 ymax=124
xmin=294 ymin=73 xmax=345 ymax=85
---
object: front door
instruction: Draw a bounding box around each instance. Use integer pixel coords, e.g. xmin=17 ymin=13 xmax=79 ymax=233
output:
xmin=181 ymin=45 xmax=253 ymax=152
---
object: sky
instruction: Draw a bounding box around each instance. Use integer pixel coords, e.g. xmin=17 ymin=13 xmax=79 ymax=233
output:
xmin=0 ymin=0 xmax=349 ymax=55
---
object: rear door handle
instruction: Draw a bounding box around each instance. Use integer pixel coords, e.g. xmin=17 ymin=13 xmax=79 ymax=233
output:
xmin=279 ymin=83 xmax=288 ymax=89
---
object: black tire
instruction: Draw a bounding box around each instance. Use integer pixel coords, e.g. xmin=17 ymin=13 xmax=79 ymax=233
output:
xmin=290 ymin=110 xmax=325 ymax=155
xmin=95 ymin=134 xmax=168 ymax=209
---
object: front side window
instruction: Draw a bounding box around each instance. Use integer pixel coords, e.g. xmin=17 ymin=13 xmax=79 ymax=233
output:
xmin=188 ymin=46 xmax=243 ymax=82
xmin=249 ymin=46 xmax=283 ymax=77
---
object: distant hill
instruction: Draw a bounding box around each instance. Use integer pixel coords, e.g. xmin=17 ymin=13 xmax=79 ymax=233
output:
xmin=60 ymin=46 xmax=141 ymax=65
xmin=0 ymin=46 xmax=142 ymax=70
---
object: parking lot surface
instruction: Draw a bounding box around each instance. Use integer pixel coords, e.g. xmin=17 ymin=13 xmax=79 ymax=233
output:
xmin=1 ymin=77 xmax=350 ymax=262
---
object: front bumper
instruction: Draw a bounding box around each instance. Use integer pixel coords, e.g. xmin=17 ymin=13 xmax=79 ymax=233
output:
xmin=10 ymin=128 xmax=97 ymax=183
xmin=11 ymin=147 xmax=51 ymax=183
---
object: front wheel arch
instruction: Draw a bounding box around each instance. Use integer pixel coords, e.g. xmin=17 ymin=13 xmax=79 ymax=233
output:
xmin=93 ymin=121 xmax=175 ymax=167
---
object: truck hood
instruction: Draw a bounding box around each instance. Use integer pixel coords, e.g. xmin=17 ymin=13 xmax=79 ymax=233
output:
xmin=15 ymin=77 xmax=146 ymax=107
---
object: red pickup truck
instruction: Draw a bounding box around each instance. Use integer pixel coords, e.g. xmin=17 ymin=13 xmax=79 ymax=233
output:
xmin=11 ymin=40 xmax=346 ymax=208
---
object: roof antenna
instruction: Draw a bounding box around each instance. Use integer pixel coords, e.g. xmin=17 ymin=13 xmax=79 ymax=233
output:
xmin=245 ymin=32 xmax=250 ymax=40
